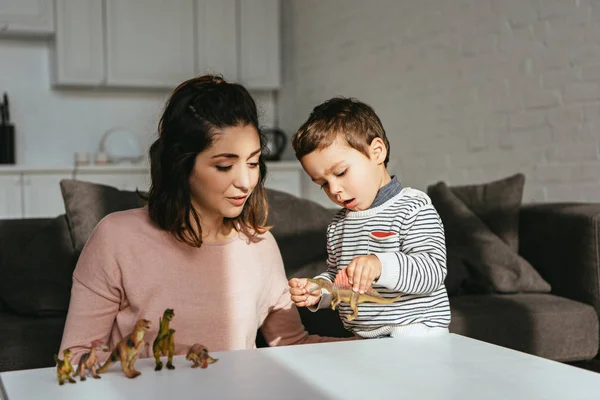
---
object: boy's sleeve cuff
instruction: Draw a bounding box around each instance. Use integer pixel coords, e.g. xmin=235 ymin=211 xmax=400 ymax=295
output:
xmin=372 ymin=252 xmax=401 ymax=290
xmin=308 ymin=290 xmax=332 ymax=312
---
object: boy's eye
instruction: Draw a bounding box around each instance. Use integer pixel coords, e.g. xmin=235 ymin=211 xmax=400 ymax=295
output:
xmin=320 ymin=182 xmax=329 ymax=189
xmin=335 ymin=169 xmax=347 ymax=177
xmin=216 ymin=165 xmax=232 ymax=172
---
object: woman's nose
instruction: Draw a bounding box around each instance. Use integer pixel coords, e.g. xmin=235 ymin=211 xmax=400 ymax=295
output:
xmin=233 ymin=165 xmax=251 ymax=190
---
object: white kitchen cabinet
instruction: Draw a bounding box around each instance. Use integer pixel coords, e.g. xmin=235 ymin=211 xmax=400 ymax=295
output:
xmin=195 ymin=0 xmax=237 ymax=81
xmin=239 ymin=0 xmax=280 ymax=89
xmin=74 ymin=169 xmax=151 ymax=192
xmin=0 ymin=0 xmax=54 ymax=36
xmin=105 ymin=0 xmax=195 ymax=88
xmin=21 ymin=172 xmax=70 ymax=218
xmin=50 ymin=0 xmax=104 ymax=86
xmin=0 ymin=173 xmax=22 ymax=219
xmin=264 ymin=163 xmax=302 ymax=198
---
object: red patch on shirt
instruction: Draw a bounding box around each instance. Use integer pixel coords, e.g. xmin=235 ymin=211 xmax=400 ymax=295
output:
xmin=370 ymin=231 xmax=396 ymax=238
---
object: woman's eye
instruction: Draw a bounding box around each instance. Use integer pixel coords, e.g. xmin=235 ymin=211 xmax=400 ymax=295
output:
xmin=216 ymin=165 xmax=232 ymax=172
xmin=248 ymin=162 xmax=259 ymax=168
xmin=335 ymin=169 xmax=347 ymax=177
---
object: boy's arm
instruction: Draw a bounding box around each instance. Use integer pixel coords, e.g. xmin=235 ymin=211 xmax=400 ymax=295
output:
xmin=373 ymin=204 xmax=447 ymax=294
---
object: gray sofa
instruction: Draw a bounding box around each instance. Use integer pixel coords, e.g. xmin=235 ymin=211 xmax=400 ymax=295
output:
xmin=0 ymin=185 xmax=599 ymax=372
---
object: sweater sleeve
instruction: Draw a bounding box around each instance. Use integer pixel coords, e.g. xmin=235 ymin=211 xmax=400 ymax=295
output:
xmin=373 ymin=204 xmax=447 ymax=294
xmin=58 ymin=219 xmax=124 ymax=364
xmin=259 ymin=233 xmax=351 ymax=346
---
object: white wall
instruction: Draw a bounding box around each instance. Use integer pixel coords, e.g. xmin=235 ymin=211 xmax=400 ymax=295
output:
xmin=0 ymin=38 xmax=275 ymax=166
xmin=279 ymin=0 xmax=600 ymax=203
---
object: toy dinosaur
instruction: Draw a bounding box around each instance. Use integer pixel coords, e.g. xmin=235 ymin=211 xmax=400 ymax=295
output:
xmin=307 ymin=271 xmax=403 ymax=321
xmin=54 ymin=348 xmax=76 ymax=385
xmin=97 ymin=318 xmax=151 ymax=379
xmin=152 ymin=308 xmax=176 ymax=371
xmin=75 ymin=340 xmax=108 ymax=381
xmin=186 ymin=343 xmax=218 ymax=369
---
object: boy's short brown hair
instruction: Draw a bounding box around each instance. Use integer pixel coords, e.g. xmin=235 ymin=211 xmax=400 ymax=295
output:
xmin=292 ymin=97 xmax=390 ymax=166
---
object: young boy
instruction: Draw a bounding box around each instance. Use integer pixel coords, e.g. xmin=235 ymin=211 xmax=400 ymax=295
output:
xmin=288 ymin=97 xmax=450 ymax=338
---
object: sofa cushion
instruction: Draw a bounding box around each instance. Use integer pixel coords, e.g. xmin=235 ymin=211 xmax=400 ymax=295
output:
xmin=0 ymin=216 xmax=76 ymax=316
xmin=450 ymin=294 xmax=599 ymax=362
xmin=266 ymin=189 xmax=336 ymax=277
xmin=449 ymin=173 xmax=525 ymax=253
xmin=428 ymin=179 xmax=551 ymax=295
xmin=60 ymin=179 xmax=147 ymax=253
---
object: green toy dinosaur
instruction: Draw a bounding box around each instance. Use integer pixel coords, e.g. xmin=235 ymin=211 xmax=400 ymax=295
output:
xmin=306 ymin=278 xmax=403 ymax=321
xmin=153 ymin=308 xmax=176 ymax=371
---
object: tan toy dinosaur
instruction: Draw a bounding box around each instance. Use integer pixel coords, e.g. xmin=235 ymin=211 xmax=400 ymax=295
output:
xmin=75 ymin=340 xmax=108 ymax=381
xmin=54 ymin=348 xmax=76 ymax=385
xmin=97 ymin=318 xmax=151 ymax=379
xmin=306 ymin=272 xmax=403 ymax=321
xmin=186 ymin=343 xmax=218 ymax=369
xmin=153 ymin=308 xmax=176 ymax=371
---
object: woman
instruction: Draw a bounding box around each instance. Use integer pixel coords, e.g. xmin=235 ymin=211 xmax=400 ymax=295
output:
xmin=59 ymin=75 xmax=343 ymax=364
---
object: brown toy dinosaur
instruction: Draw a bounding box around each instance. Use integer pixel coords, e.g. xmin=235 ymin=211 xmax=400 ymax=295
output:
xmin=307 ymin=273 xmax=403 ymax=321
xmin=97 ymin=318 xmax=151 ymax=378
xmin=54 ymin=348 xmax=76 ymax=385
xmin=186 ymin=343 xmax=218 ymax=369
xmin=75 ymin=340 xmax=108 ymax=381
xmin=153 ymin=308 xmax=176 ymax=371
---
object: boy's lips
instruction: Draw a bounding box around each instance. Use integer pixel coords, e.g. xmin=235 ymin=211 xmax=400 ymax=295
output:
xmin=342 ymin=198 xmax=357 ymax=209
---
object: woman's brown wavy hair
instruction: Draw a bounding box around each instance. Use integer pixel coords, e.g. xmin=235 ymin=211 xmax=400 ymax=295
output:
xmin=146 ymin=74 xmax=269 ymax=247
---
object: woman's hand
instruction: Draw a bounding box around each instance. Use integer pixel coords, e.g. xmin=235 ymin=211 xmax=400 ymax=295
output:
xmin=288 ymin=278 xmax=322 ymax=307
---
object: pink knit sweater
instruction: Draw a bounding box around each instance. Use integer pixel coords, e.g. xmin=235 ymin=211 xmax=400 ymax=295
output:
xmin=59 ymin=208 xmax=342 ymax=363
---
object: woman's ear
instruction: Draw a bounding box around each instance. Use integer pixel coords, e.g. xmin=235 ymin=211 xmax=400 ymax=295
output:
xmin=369 ymin=138 xmax=387 ymax=164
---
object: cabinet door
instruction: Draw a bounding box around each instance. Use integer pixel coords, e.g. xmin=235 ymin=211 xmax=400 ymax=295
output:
xmin=0 ymin=173 xmax=22 ymax=219
xmin=105 ymin=0 xmax=195 ymax=88
xmin=195 ymin=0 xmax=237 ymax=81
xmin=22 ymin=173 xmax=70 ymax=218
xmin=239 ymin=0 xmax=280 ymax=89
xmin=0 ymin=0 xmax=53 ymax=36
xmin=51 ymin=0 xmax=104 ymax=86
xmin=264 ymin=168 xmax=301 ymax=198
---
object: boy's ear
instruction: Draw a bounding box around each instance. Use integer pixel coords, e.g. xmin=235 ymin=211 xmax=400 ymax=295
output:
xmin=369 ymin=138 xmax=387 ymax=164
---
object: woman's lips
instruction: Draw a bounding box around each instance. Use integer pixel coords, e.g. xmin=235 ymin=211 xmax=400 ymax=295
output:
xmin=227 ymin=196 xmax=247 ymax=207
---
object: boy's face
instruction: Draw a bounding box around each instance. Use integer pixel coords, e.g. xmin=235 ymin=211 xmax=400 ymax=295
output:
xmin=300 ymin=136 xmax=388 ymax=211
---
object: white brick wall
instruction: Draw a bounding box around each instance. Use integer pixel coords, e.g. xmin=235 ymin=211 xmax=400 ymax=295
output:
xmin=278 ymin=0 xmax=600 ymax=203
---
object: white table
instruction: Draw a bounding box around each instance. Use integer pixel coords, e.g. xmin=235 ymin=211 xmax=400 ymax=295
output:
xmin=1 ymin=334 xmax=600 ymax=399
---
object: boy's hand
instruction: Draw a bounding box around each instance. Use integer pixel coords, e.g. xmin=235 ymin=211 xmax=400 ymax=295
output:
xmin=288 ymin=278 xmax=322 ymax=307
xmin=345 ymin=255 xmax=382 ymax=294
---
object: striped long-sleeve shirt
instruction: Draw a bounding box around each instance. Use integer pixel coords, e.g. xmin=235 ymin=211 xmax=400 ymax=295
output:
xmin=314 ymin=187 xmax=451 ymax=338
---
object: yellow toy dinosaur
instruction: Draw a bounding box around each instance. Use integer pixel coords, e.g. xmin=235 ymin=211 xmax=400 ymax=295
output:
xmin=53 ymin=348 xmax=76 ymax=385
xmin=153 ymin=308 xmax=176 ymax=371
xmin=97 ymin=318 xmax=151 ymax=379
xmin=306 ymin=274 xmax=403 ymax=321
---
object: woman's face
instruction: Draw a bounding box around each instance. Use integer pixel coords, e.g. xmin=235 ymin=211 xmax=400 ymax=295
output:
xmin=189 ymin=124 xmax=261 ymax=220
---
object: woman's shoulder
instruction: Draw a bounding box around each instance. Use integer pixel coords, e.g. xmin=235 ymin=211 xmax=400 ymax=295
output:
xmin=93 ymin=207 xmax=152 ymax=237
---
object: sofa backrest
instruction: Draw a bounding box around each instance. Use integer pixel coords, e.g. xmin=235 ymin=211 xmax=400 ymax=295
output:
xmin=0 ymin=215 xmax=77 ymax=316
xmin=0 ymin=187 xmax=336 ymax=317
